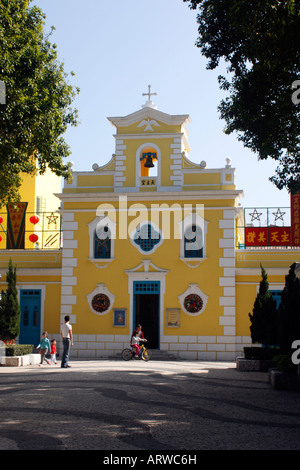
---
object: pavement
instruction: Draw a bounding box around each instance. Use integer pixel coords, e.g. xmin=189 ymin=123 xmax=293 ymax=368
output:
xmin=0 ymin=357 xmax=299 ymax=456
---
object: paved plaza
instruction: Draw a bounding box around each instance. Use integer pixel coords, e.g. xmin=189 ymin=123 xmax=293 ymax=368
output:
xmin=0 ymin=358 xmax=299 ymax=454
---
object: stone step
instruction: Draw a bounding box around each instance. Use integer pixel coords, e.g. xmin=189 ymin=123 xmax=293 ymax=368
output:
xmin=148 ymin=349 xmax=178 ymax=361
xmin=112 ymin=348 xmax=179 ymax=361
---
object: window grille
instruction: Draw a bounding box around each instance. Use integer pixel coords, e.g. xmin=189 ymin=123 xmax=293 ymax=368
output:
xmin=134 ymin=281 xmax=160 ymax=294
xmin=94 ymin=226 xmax=111 ymax=259
xmin=133 ymin=223 xmax=161 ymax=252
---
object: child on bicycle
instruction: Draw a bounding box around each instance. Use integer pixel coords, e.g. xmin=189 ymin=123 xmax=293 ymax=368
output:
xmin=131 ymin=324 xmax=147 ymax=358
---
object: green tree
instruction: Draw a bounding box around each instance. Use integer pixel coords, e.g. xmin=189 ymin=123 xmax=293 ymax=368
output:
xmin=0 ymin=0 xmax=79 ymax=207
xmin=0 ymin=258 xmax=21 ymax=341
xmin=277 ymin=262 xmax=300 ymax=354
xmin=184 ymin=0 xmax=300 ymax=193
xmin=249 ymin=265 xmax=278 ymax=346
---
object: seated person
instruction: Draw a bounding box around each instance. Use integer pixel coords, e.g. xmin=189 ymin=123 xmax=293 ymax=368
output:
xmin=131 ymin=333 xmax=141 ymax=358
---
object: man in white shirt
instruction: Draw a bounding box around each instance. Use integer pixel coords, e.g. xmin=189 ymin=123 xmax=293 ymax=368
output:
xmin=60 ymin=315 xmax=73 ymax=368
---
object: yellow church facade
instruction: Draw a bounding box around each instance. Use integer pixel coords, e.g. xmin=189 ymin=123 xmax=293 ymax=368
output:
xmin=1 ymin=96 xmax=299 ymax=360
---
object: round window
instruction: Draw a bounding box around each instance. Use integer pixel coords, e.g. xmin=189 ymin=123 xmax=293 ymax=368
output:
xmin=183 ymin=294 xmax=203 ymax=314
xmin=91 ymin=294 xmax=110 ymax=313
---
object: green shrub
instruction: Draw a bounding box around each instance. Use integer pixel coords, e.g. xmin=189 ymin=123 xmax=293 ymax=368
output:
xmin=249 ymin=265 xmax=278 ymax=347
xmin=273 ymin=354 xmax=297 ymax=374
xmin=0 ymin=259 xmax=21 ymax=341
xmin=5 ymin=344 xmax=33 ymax=357
xmin=244 ymin=346 xmax=280 ymax=360
xmin=277 ymin=263 xmax=300 ymax=355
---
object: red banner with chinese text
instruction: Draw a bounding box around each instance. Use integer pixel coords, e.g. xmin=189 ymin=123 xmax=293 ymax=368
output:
xmin=268 ymin=226 xmax=291 ymax=246
xmin=245 ymin=226 xmax=291 ymax=246
xmin=291 ymin=193 xmax=300 ymax=246
xmin=245 ymin=227 xmax=268 ymax=246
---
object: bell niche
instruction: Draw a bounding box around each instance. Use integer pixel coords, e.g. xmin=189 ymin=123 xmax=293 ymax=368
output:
xmin=140 ymin=146 xmax=158 ymax=177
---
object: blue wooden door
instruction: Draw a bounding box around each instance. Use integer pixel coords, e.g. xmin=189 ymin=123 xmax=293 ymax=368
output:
xmin=19 ymin=290 xmax=41 ymax=346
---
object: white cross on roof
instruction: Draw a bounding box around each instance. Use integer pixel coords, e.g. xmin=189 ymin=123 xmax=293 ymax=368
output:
xmin=142 ymin=85 xmax=157 ymax=109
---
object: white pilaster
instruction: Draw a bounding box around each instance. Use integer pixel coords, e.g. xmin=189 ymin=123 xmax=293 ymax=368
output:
xmin=60 ymin=212 xmax=77 ymax=326
xmin=114 ymin=139 xmax=127 ymax=189
xmin=218 ymin=209 xmax=237 ymax=359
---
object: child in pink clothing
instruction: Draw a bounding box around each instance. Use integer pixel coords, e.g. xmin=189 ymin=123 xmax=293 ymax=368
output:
xmin=130 ymin=324 xmax=147 ymax=358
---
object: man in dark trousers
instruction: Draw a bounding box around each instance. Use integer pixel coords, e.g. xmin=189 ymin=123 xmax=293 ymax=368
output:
xmin=60 ymin=315 xmax=73 ymax=368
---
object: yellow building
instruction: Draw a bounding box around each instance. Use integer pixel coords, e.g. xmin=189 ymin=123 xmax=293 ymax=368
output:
xmin=0 ymin=167 xmax=62 ymax=346
xmin=1 ymin=93 xmax=299 ymax=360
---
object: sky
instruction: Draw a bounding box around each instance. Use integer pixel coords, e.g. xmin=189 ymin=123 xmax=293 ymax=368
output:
xmin=32 ymin=0 xmax=290 ymax=211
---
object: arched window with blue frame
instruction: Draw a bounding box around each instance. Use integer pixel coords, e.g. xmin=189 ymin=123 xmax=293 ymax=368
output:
xmin=94 ymin=226 xmax=111 ymax=259
xmin=184 ymin=225 xmax=203 ymax=258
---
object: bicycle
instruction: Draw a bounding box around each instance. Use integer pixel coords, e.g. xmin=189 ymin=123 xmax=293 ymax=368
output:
xmin=121 ymin=343 xmax=152 ymax=361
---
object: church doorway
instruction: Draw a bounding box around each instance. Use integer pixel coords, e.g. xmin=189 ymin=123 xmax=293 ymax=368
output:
xmin=133 ymin=281 xmax=160 ymax=349
xmin=19 ymin=289 xmax=41 ymax=346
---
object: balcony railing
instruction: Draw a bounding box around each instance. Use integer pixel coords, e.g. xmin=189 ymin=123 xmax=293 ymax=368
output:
xmin=0 ymin=211 xmax=62 ymax=250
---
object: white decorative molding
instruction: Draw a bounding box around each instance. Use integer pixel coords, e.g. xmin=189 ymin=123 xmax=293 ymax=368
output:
xmin=178 ymin=284 xmax=209 ymax=316
xmin=125 ymin=260 xmax=169 ymax=275
xmin=137 ymin=118 xmax=160 ymax=131
xmin=180 ymin=257 xmax=207 ymax=268
xmin=88 ymin=258 xmax=115 ymax=269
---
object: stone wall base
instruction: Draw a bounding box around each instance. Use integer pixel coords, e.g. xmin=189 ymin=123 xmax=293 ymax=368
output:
xmin=0 ymin=353 xmax=41 ymax=367
xmin=236 ymin=357 xmax=276 ymax=372
xmin=51 ymin=333 xmax=250 ymax=361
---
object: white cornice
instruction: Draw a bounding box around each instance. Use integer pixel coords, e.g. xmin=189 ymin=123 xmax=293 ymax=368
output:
xmin=55 ymin=189 xmax=244 ymax=203
xmin=113 ymin=132 xmax=185 ymax=140
xmin=108 ymin=107 xmax=191 ymax=128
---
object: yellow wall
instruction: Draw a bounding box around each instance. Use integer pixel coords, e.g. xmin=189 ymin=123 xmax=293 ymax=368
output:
xmin=66 ymin=202 xmax=227 ymax=337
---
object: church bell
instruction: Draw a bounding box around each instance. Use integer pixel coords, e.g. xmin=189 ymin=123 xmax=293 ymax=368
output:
xmin=144 ymin=153 xmax=155 ymax=168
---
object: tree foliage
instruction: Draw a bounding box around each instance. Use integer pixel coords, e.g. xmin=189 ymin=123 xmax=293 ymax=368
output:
xmin=249 ymin=265 xmax=277 ymax=346
xmin=0 ymin=0 xmax=79 ymax=206
xmin=0 ymin=258 xmax=21 ymax=341
xmin=277 ymin=262 xmax=300 ymax=354
xmin=184 ymin=0 xmax=300 ymax=193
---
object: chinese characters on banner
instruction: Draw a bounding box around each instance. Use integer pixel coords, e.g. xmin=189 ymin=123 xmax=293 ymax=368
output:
xmin=245 ymin=226 xmax=291 ymax=247
xmin=291 ymin=193 xmax=300 ymax=246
